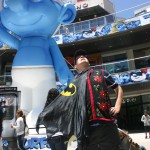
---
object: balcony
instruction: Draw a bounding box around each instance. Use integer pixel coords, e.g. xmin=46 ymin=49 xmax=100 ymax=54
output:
xmin=56 ymin=15 xmax=113 ymax=35
xmin=53 ymin=2 xmax=150 ymax=46
xmin=0 ymin=55 xmax=150 ymax=87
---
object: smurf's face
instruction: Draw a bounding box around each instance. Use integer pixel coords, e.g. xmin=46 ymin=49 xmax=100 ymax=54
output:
xmin=1 ymin=0 xmax=61 ymax=37
xmin=130 ymin=71 xmax=146 ymax=82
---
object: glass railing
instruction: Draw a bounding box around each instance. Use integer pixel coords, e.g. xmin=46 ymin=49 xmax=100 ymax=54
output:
xmin=55 ymin=1 xmax=150 ymax=35
xmin=0 ymin=75 xmax=12 ymax=86
xmin=71 ymin=55 xmax=150 ymax=77
xmin=0 ymin=55 xmax=150 ymax=86
xmin=55 ymin=15 xmax=115 ymax=35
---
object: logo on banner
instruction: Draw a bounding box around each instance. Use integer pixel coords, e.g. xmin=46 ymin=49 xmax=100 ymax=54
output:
xmin=24 ymin=137 xmax=50 ymax=149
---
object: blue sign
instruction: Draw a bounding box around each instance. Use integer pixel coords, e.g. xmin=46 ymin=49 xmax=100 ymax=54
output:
xmin=2 ymin=140 xmax=8 ymax=147
xmin=24 ymin=137 xmax=50 ymax=149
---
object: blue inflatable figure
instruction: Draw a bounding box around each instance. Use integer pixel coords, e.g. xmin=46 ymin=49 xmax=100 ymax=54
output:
xmin=0 ymin=0 xmax=76 ymax=130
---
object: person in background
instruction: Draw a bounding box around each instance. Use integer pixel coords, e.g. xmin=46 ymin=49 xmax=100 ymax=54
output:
xmin=0 ymin=110 xmax=3 ymax=150
xmin=11 ymin=109 xmax=26 ymax=150
xmin=0 ymin=98 xmax=6 ymax=150
xmin=141 ymin=110 xmax=150 ymax=139
xmin=0 ymin=116 xmax=3 ymax=150
xmin=38 ymin=88 xmax=67 ymax=150
xmin=74 ymin=49 xmax=123 ymax=150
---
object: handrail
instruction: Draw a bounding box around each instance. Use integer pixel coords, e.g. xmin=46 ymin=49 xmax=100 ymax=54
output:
xmin=70 ymin=55 xmax=150 ymax=75
xmin=0 ymin=55 xmax=149 ymax=86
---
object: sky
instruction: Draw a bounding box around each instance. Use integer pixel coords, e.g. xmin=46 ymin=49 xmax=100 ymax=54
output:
xmin=111 ymin=0 xmax=150 ymax=18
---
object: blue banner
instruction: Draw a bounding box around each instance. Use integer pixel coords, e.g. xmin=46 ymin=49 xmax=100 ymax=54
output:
xmin=53 ymin=12 xmax=150 ymax=44
xmin=112 ymin=68 xmax=150 ymax=85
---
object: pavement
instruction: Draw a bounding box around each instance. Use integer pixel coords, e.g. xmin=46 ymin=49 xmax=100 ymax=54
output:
xmin=68 ymin=132 xmax=150 ymax=150
xmin=129 ymin=133 xmax=150 ymax=150
xmin=16 ymin=132 xmax=150 ymax=150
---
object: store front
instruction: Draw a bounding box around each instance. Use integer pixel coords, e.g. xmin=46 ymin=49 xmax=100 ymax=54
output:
xmin=0 ymin=87 xmax=21 ymax=149
xmin=115 ymin=94 xmax=150 ymax=131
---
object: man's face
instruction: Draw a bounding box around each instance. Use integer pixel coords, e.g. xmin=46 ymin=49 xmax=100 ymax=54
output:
xmin=144 ymin=112 xmax=147 ymax=116
xmin=75 ymin=55 xmax=90 ymax=71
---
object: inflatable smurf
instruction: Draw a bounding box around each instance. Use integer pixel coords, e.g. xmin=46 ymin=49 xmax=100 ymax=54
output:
xmin=0 ymin=0 xmax=76 ymax=130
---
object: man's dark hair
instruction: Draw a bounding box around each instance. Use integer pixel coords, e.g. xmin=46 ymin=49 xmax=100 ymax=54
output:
xmin=44 ymin=88 xmax=59 ymax=108
xmin=74 ymin=49 xmax=87 ymax=65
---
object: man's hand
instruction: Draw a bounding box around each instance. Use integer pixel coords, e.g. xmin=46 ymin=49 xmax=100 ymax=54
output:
xmin=109 ymin=106 xmax=120 ymax=115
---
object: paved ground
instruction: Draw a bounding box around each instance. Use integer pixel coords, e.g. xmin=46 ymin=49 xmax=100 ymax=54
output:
xmin=20 ymin=132 xmax=150 ymax=150
xmin=129 ymin=133 xmax=150 ymax=150
xmin=68 ymin=132 xmax=150 ymax=150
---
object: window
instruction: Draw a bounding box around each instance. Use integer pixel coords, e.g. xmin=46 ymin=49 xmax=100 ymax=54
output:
xmin=97 ymin=17 xmax=105 ymax=26
xmin=59 ymin=26 xmax=64 ymax=34
xmin=102 ymin=53 xmax=129 ymax=74
xmin=133 ymin=48 xmax=150 ymax=69
xmin=90 ymin=19 xmax=97 ymax=28
xmin=1 ymin=95 xmax=16 ymax=120
xmin=67 ymin=24 xmax=74 ymax=33
xmin=82 ymin=21 xmax=90 ymax=30
xmin=74 ymin=23 xmax=82 ymax=32
xmin=105 ymin=15 xmax=115 ymax=24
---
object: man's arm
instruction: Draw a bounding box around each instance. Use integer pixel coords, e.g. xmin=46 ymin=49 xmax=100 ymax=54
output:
xmin=141 ymin=115 xmax=145 ymax=122
xmin=103 ymin=70 xmax=123 ymax=115
xmin=110 ymin=85 xmax=123 ymax=115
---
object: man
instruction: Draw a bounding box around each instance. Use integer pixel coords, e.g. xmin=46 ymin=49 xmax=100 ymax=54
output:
xmin=0 ymin=112 xmax=3 ymax=150
xmin=0 ymin=99 xmax=6 ymax=150
xmin=36 ymin=50 xmax=123 ymax=150
xmin=74 ymin=49 xmax=123 ymax=150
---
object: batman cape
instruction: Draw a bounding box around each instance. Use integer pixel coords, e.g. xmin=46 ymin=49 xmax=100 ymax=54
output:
xmin=36 ymin=71 xmax=88 ymax=142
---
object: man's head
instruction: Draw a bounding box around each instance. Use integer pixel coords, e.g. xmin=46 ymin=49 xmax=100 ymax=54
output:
xmin=144 ymin=110 xmax=148 ymax=116
xmin=74 ymin=49 xmax=90 ymax=72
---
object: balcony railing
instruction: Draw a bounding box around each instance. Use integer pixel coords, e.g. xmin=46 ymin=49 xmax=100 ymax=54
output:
xmin=56 ymin=15 xmax=114 ymax=35
xmin=0 ymin=75 xmax=12 ymax=86
xmin=0 ymin=55 xmax=150 ymax=86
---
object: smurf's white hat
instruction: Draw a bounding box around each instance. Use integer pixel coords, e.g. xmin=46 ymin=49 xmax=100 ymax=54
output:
xmin=53 ymin=0 xmax=77 ymax=5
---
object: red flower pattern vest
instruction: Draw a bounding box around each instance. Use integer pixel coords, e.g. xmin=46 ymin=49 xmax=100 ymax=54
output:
xmin=86 ymin=69 xmax=115 ymax=122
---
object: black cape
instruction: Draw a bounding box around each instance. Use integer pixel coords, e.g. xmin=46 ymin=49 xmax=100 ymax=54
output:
xmin=36 ymin=71 xmax=88 ymax=141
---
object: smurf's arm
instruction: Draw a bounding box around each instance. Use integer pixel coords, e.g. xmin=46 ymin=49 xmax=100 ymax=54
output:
xmin=49 ymin=37 xmax=74 ymax=85
xmin=0 ymin=23 xmax=19 ymax=49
